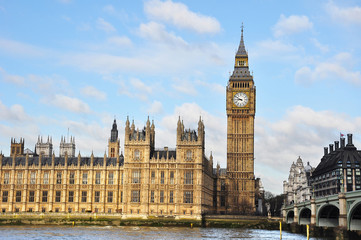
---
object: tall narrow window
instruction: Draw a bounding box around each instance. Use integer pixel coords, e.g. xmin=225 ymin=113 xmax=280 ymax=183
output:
xmin=30 ymin=172 xmax=36 ymax=184
xmin=151 ymin=171 xmax=155 ymax=184
xmin=183 ymin=191 xmax=193 ymax=203
xmin=81 ymin=191 xmax=87 ymax=202
xmin=108 ymin=172 xmax=114 ymax=185
xmin=4 ymin=172 xmax=10 ymax=184
xmin=132 ymin=170 xmax=141 ymax=184
xmin=107 ymin=191 xmax=113 ymax=203
xmin=42 ymin=191 xmax=48 ymax=202
xmin=131 ymin=190 xmax=140 ymax=202
xmin=55 ymin=191 xmax=61 ymax=202
xmin=69 ymin=172 xmax=75 ymax=184
xmin=160 ymin=190 xmax=164 ymax=203
xmin=16 ymin=191 xmax=21 ymax=202
xmin=16 ymin=172 xmax=23 ymax=184
xmin=56 ymin=172 xmax=62 ymax=184
xmin=169 ymin=191 xmax=174 ymax=203
xmin=184 ymin=171 xmax=193 ymax=185
xmin=43 ymin=172 xmax=49 ymax=184
xmin=150 ymin=190 xmax=154 ymax=203
xmin=2 ymin=191 xmax=8 ymax=202
xmin=82 ymin=173 xmax=88 ymax=184
xmin=68 ymin=191 xmax=74 ymax=202
xmin=120 ymin=191 xmax=123 ymax=203
xmin=160 ymin=171 xmax=165 ymax=184
xmin=29 ymin=191 xmax=35 ymax=202
xmin=95 ymin=172 xmax=101 ymax=184
xmin=94 ymin=191 xmax=100 ymax=203
xmin=170 ymin=171 xmax=174 ymax=184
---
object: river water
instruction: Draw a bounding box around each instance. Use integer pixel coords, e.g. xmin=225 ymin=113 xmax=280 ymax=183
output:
xmin=0 ymin=225 xmax=331 ymax=240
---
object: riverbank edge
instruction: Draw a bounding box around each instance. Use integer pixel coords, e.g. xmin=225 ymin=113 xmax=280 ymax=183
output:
xmin=1 ymin=214 xmax=360 ymax=239
xmin=0 ymin=213 xmax=279 ymax=229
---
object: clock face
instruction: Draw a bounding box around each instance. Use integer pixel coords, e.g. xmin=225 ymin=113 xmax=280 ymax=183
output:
xmin=233 ymin=92 xmax=248 ymax=107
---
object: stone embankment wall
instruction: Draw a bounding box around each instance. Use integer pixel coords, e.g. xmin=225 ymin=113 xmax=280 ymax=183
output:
xmin=0 ymin=213 xmax=278 ymax=228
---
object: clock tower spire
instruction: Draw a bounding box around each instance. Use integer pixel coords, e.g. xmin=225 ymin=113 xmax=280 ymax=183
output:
xmin=226 ymin=26 xmax=256 ymax=214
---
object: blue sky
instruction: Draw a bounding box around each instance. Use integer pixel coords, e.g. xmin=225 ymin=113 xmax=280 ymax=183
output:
xmin=1 ymin=0 xmax=361 ymax=194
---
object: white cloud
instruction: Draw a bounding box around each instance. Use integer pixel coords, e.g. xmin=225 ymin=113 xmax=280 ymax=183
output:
xmin=49 ymin=94 xmax=91 ymax=114
xmin=103 ymin=4 xmax=115 ymax=14
xmin=148 ymin=100 xmax=163 ymax=114
xmin=144 ymin=0 xmax=221 ymax=34
xmin=118 ymin=78 xmax=154 ymax=101
xmin=171 ymin=78 xmax=197 ymax=96
xmin=255 ymin=105 xmax=361 ymax=193
xmin=107 ymin=36 xmax=132 ymax=47
xmin=326 ymin=1 xmax=361 ymax=25
xmin=130 ymin=78 xmax=152 ymax=94
xmin=0 ymin=101 xmax=29 ymax=122
xmin=0 ymin=67 xmax=25 ymax=85
xmin=81 ymin=86 xmax=107 ymax=101
xmin=0 ymin=38 xmax=48 ymax=57
xmin=139 ymin=21 xmax=188 ymax=46
xmin=195 ymin=79 xmax=224 ymax=94
xmin=310 ymin=38 xmax=329 ymax=53
xmin=295 ymin=52 xmax=361 ymax=86
xmin=96 ymin=18 xmax=116 ymax=33
xmin=273 ymin=14 xmax=313 ymax=37
xmin=252 ymin=39 xmax=300 ymax=60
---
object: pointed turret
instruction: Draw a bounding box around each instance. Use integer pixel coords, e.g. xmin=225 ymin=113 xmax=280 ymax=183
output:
xmin=236 ymin=23 xmax=247 ymax=57
xmin=230 ymin=24 xmax=252 ymax=79
xmin=110 ymin=118 xmax=118 ymax=143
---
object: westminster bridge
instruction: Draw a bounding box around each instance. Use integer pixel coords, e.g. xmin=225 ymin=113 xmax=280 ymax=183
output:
xmin=282 ymin=190 xmax=361 ymax=231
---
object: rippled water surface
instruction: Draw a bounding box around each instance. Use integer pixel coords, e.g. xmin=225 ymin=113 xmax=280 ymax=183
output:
xmin=0 ymin=225 xmax=330 ymax=240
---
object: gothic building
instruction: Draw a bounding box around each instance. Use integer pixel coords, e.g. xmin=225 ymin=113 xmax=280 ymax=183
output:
xmin=0 ymin=28 xmax=258 ymax=217
xmin=283 ymin=157 xmax=314 ymax=205
xmin=226 ymin=25 xmax=256 ymax=213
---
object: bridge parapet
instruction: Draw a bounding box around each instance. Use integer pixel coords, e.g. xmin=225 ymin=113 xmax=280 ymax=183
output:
xmin=282 ymin=191 xmax=361 ymax=231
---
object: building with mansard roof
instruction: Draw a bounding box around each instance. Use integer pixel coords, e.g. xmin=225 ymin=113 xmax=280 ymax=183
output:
xmin=311 ymin=134 xmax=361 ymax=197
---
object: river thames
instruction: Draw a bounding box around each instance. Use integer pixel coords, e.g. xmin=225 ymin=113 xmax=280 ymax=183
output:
xmin=0 ymin=225 xmax=331 ymax=240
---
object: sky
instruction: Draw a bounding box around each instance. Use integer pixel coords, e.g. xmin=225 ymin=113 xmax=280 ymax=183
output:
xmin=1 ymin=0 xmax=361 ymax=194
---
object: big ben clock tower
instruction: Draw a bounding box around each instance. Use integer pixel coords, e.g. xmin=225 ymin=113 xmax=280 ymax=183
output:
xmin=226 ymin=26 xmax=255 ymax=213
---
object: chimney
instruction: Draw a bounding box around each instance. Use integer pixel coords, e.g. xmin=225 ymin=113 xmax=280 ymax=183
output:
xmin=335 ymin=141 xmax=339 ymax=150
xmin=164 ymin=146 xmax=168 ymax=151
xmin=347 ymin=133 xmax=353 ymax=145
xmin=324 ymin=147 xmax=328 ymax=155
xmin=329 ymin=144 xmax=334 ymax=153
xmin=341 ymin=137 xmax=345 ymax=148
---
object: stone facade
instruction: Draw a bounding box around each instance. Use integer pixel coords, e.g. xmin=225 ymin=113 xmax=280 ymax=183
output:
xmin=0 ymin=29 xmax=258 ymax=217
xmin=0 ymin=118 xmax=215 ymax=219
xmin=283 ymin=157 xmax=314 ymax=205
xmin=225 ymin=26 xmax=256 ymax=213
xmin=35 ymin=136 xmax=53 ymax=157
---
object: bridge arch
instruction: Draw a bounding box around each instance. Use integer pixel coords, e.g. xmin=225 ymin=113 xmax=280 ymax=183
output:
xmin=298 ymin=207 xmax=311 ymax=225
xmin=286 ymin=210 xmax=294 ymax=224
xmin=317 ymin=204 xmax=339 ymax=227
xmin=348 ymin=200 xmax=361 ymax=231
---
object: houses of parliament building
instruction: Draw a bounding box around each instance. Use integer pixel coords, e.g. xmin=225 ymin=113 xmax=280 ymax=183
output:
xmin=0 ymin=28 xmax=260 ymax=219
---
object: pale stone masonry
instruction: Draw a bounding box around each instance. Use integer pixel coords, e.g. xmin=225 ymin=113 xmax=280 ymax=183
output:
xmin=0 ymin=29 xmax=259 ymax=216
xmin=0 ymin=118 xmax=215 ymax=219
